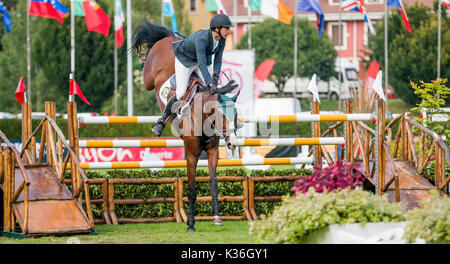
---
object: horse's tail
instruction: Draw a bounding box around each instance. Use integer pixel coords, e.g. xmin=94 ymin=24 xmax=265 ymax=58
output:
xmin=131 ymin=22 xmax=174 ymax=55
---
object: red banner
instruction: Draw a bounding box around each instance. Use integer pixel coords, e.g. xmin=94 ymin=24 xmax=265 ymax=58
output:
xmin=78 ymin=138 xmax=184 ymax=163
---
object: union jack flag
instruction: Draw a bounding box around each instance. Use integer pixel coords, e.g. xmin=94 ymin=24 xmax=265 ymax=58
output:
xmin=341 ymin=0 xmax=376 ymax=35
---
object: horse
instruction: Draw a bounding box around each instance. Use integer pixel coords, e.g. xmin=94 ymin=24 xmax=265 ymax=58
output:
xmin=132 ymin=22 xmax=240 ymax=232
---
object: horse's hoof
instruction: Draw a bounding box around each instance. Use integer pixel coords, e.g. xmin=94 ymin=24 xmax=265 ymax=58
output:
xmin=186 ymin=227 xmax=196 ymax=232
xmin=213 ymin=216 xmax=223 ymax=226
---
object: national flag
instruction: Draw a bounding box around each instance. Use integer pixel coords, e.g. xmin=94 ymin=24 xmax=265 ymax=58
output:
xmin=82 ymin=0 xmax=111 ymax=36
xmin=70 ymin=78 xmax=91 ymax=105
xmin=206 ymin=0 xmax=227 ymax=14
xmin=163 ymin=0 xmax=178 ymax=34
xmin=29 ymin=0 xmax=69 ymax=24
xmin=297 ymin=0 xmax=325 ymax=36
xmin=74 ymin=0 xmax=85 ymax=16
xmin=442 ymin=0 xmax=450 ymax=7
xmin=114 ymin=0 xmax=124 ymax=48
xmin=259 ymin=0 xmax=293 ymax=25
xmin=0 ymin=1 xmax=12 ymax=33
xmin=254 ymin=59 xmax=276 ymax=98
xmin=364 ymin=60 xmax=380 ymax=89
xmin=341 ymin=0 xmax=375 ymax=35
xmin=387 ymin=0 xmax=412 ymax=33
xmin=15 ymin=76 xmax=26 ymax=105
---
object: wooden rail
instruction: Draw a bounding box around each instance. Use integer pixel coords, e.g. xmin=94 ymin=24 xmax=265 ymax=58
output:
xmin=82 ymin=175 xmax=306 ymax=224
xmin=0 ymin=130 xmax=30 ymax=233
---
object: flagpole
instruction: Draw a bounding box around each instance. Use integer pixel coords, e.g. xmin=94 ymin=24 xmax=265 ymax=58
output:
xmin=246 ymin=0 xmax=252 ymax=49
xmin=70 ymin=0 xmax=75 ymax=102
xmin=127 ymin=0 xmax=133 ymax=116
xmin=437 ymin=0 xmax=441 ymax=79
xmin=384 ymin=0 xmax=389 ymax=117
xmin=293 ymin=0 xmax=298 ymax=98
xmin=26 ymin=0 xmax=30 ymax=104
xmin=114 ymin=2 xmax=119 ymax=115
xmin=161 ymin=0 xmax=164 ymax=26
xmin=338 ymin=1 xmax=342 ymax=112
xmin=233 ymin=0 xmax=237 ymax=48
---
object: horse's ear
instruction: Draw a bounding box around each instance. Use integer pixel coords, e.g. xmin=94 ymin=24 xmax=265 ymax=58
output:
xmin=231 ymin=89 xmax=241 ymax=102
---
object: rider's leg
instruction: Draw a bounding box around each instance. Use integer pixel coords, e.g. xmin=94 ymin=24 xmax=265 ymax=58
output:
xmin=152 ymin=58 xmax=193 ymax=136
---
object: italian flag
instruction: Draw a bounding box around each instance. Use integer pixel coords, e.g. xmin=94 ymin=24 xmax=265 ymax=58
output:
xmin=255 ymin=0 xmax=293 ymax=25
xmin=114 ymin=0 xmax=125 ymax=48
xmin=206 ymin=0 xmax=227 ymax=14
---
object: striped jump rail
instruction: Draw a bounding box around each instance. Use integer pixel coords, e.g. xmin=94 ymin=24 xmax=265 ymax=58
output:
xmin=78 ymin=113 xmax=374 ymax=124
xmin=68 ymin=157 xmax=314 ymax=170
xmin=77 ymin=137 xmax=346 ymax=148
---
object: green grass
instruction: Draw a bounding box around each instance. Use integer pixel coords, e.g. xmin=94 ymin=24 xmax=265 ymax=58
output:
xmin=0 ymin=221 xmax=255 ymax=244
xmin=387 ymin=98 xmax=414 ymax=114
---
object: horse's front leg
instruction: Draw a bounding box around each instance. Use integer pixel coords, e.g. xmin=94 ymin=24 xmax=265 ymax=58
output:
xmin=206 ymin=138 xmax=222 ymax=226
xmin=185 ymin=137 xmax=201 ymax=232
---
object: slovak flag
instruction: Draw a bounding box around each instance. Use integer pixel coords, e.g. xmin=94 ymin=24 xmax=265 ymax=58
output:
xmin=387 ymin=0 xmax=412 ymax=34
xmin=114 ymin=0 xmax=124 ymax=48
xmin=29 ymin=0 xmax=69 ymax=24
xmin=341 ymin=0 xmax=376 ymax=35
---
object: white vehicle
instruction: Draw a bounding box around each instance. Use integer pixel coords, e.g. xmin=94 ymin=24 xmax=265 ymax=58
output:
xmin=262 ymin=58 xmax=360 ymax=100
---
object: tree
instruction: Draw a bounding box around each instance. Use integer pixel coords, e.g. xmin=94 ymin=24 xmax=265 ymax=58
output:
xmin=368 ymin=2 xmax=449 ymax=106
xmin=237 ymin=18 xmax=336 ymax=95
xmin=0 ymin=0 xmax=192 ymax=115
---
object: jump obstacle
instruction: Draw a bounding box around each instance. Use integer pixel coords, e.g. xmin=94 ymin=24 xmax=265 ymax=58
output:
xmin=2 ymin=97 xmax=449 ymax=232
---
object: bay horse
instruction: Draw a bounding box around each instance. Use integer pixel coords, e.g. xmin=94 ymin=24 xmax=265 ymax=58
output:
xmin=132 ymin=22 xmax=240 ymax=232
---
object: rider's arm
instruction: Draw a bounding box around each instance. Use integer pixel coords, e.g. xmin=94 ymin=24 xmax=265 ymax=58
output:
xmin=212 ymin=40 xmax=225 ymax=78
xmin=195 ymin=41 xmax=215 ymax=87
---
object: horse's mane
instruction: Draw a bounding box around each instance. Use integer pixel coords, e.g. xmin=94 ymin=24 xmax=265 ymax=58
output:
xmin=131 ymin=22 xmax=174 ymax=55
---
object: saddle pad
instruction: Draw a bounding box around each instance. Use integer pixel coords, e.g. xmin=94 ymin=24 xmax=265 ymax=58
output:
xmin=159 ymin=74 xmax=175 ymax=105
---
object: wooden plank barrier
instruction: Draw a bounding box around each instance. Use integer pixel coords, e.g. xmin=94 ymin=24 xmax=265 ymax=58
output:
xmin=83 ymin=175 xmax=309 ymax=224
xmin=106 ymin=177 xmax=182 ymax=224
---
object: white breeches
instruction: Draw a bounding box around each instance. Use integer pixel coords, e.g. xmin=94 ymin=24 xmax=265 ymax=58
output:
xmin=175 ymin=57 xmax=213 ymax=100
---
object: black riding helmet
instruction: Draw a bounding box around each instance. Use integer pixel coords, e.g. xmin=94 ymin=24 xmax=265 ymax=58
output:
xmin=210 ymin=14 xmax=234 ymax=39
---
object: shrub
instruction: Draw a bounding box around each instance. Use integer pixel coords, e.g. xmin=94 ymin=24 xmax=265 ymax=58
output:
xmin=403 ymin=190 xmax=450 ymax=244
xmin=291 ymin=161 xmax=365 ymax=196
xmin=250 ymin=188 xmax=405 ymax=244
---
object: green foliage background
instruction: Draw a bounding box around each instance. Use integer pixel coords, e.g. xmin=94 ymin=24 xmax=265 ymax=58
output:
xmin=0 ymin=0 xmax=191 ymax=115
xmin=369 ymin=2 xmax=450 ymax=106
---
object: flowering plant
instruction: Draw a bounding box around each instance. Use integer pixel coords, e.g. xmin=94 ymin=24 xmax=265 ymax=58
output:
xmin=291 ymin=160 xmax=366 ymax=196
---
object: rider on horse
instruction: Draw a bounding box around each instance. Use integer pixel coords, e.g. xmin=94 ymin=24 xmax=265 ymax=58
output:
xmin=152 ymin=14 xmax=234 ymax=137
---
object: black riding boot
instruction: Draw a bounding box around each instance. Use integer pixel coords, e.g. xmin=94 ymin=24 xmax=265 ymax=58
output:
xmin=152 ymin=96 xmax=178 ymax=136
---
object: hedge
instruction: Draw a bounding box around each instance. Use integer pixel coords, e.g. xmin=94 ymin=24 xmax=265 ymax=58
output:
xmin=71 ymin=168 xmax=312 ymax=221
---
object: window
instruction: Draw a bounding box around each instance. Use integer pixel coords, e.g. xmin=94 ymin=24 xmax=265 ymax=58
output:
xmin=189 ymin=0 xmax=197 ymax=13
xmin=365 ymin=0 xmax=383 ymax=4
xmin=328 ymin=22 xmax=347 ymax=50
xmin=346 ymin=68 xmax=359 ymax=81
xmin=329 ymin=0 xmax=341 ymax=5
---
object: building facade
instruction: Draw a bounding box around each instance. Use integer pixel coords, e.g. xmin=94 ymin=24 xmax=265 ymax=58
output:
xmin=184 ymin=0 xmax=435 ymax=76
